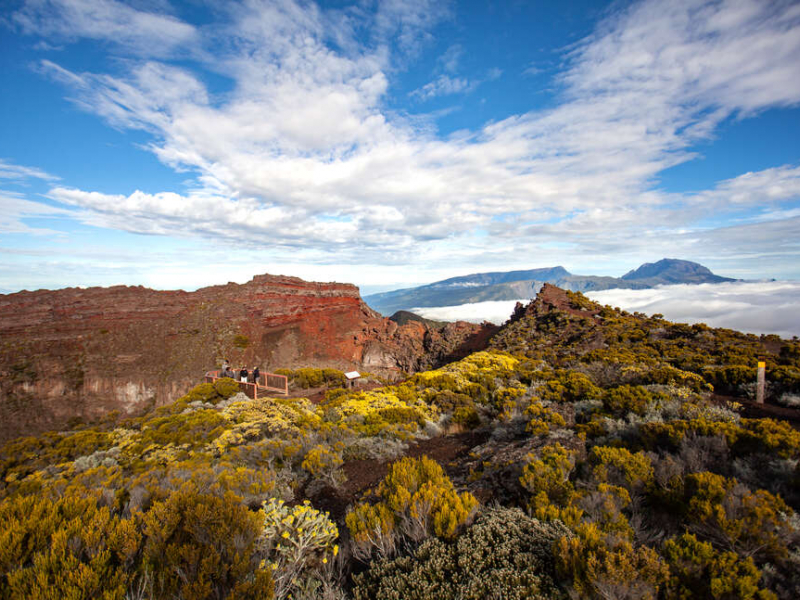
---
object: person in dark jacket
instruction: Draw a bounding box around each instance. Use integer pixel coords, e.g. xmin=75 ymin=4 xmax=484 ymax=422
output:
xmin=239 ymin=367 xmax=248 ymax=383
xmin=252 ymin=366 xmax=260 ymax=385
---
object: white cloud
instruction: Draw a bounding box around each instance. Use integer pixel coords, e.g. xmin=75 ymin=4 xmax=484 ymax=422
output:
xmin=587 ymin=281 xmax=800 ymax=339
xmin=413 ymin=300 xmax=528 ymax=325
xmin=13 ymin=0 xmax=198 ymax=57
xmin=0 ymin=159 xmax=58 ymax=181
xmin=410 ymin=74 xmax=476 ymax=100
xmin=437 ymin=44 xmax=463 ymax=73
xmin=0 ymin=191 xmax=71 ymax=234
xmin=15 ymin=0 xmax=800 ymax=279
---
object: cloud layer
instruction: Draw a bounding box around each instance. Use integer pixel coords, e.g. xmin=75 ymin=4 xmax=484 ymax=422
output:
xmin=586 ymin=281 xmax=800 ymax=339
xmin=413 ymin=281 xmax=800 ymax=339
xmin=413 ymin=300 xmax=530 ymax=326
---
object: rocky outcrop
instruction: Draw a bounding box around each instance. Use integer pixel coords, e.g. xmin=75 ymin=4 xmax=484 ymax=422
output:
xmin=0 ymin=274 xmax=496 ymax=441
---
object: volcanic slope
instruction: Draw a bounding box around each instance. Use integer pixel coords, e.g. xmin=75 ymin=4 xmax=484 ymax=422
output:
xmin=1 ymin=284 xmax=800 ymax=598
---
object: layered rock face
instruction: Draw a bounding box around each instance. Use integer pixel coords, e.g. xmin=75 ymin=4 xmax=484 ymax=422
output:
xmin=0 ymin=274 xmax=496 ymax=441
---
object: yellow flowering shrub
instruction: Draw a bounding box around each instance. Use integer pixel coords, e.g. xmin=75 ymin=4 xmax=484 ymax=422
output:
xmin=531 ymin=369 xmax=602 ymax=404
xmin=257 ymin=498 xmax=338 ymax=599
xmin=589 ymin=445 xmax=654 ymax=492
xmin=215 ymin=397 xmax=321 ymax=449
xmin=322 ymin=388 xmax=436 ymax=438
xmin=520 ymin=443 xmax=577 ymax=510
xmin=347 ymin=456 xmax=478 ymax=560
xmin=555 ymin=522 xmax=668 ymax=599
xmin=525 ymin=401 xmax=567 ymax=435
xmin=301 ymin=444 xmax=345 ymax=486
xmin=346 ymin=502 xmax=398 ymax=560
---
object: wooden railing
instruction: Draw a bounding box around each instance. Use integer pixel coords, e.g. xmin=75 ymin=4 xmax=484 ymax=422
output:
xmin=204 ymin=370 xmax=288 ymax=399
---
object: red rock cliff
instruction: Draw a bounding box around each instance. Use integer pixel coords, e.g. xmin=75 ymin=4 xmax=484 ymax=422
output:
xmin=0 ymin=274 xmax=496 ymax=441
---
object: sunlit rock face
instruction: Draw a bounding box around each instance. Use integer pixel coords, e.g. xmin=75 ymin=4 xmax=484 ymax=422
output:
xmin=0 ymin=274 xmax=496 ymax=441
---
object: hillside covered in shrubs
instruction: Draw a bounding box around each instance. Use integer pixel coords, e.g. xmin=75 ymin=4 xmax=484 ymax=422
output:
xmin=1 ymin=285 xmax=799 ymax=599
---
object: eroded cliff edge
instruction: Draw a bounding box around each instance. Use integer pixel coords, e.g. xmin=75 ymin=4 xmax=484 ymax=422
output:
xmin=0 ymin=274 xmax=498 ymax=441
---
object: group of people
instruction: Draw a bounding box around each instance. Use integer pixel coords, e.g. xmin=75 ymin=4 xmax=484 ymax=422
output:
xmin=221 ymin=360 xmax=261 ymax=385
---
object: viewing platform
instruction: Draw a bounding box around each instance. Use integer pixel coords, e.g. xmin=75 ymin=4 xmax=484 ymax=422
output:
xmin=204 ymin=370 xmax=288 ymax=399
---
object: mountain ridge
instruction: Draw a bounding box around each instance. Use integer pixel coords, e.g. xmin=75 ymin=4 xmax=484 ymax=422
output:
xmin=364 ymin=258 xmax=734 ymax=315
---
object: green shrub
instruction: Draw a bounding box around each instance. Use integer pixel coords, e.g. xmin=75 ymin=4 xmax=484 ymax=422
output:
xmin=520 ymin=443 xmax=576 ymax=511
xmin=452 ymin=405 xmax=480 ymax=428
xmin=183 ymin=382 xmax=220 ymax=403
xmin=0 ymin=492 xmax=140 ymax=600
xmin=140 ymin=483 xmax=273 ymax=600
xmin=684 ymin=472 xmax=793 ymax=562
xmin=214 ymin=377 xmax=241 ymax=399
xmin=601 ymin=385 xmax=662 ymax=417
xmin=347 ymin=456 xmax=478 ymax=560
xmin=662 ymin=533 xmax=775 ymax=600
xmin=353 ymin=507 xmax=569 ymax=600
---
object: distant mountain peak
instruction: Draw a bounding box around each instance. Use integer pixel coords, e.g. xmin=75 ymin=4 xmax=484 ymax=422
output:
xmin=621 ymin=258 xmax=734 ymax=284
xmin=364 ymin=259 xmax=735 ymax=316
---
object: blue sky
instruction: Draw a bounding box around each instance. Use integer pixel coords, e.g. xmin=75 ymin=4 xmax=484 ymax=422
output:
xmin=1 ymin=0 xmax=800 ymax=296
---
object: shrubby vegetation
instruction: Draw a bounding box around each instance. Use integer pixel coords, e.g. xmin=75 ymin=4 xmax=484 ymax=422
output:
xmin=352 ymin=507 xmax=568 ymax=600
xmin=1 ymin=288 xmax=799 ymax=598
xmin=275 ymin=367 xmax=347 ymax=389
xmin=346 ymin=456 xmax=478 ymax=560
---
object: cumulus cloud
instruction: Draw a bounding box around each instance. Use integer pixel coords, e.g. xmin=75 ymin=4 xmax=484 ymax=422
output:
xmin=587 ymin=282 xmax=800 ymax=339
xmin=11 ymin=0 xmax=800 ymax=278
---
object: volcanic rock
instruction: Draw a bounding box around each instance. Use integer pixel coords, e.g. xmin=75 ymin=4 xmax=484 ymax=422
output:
xmin=0 ymin=274 xmax=497 ymax=441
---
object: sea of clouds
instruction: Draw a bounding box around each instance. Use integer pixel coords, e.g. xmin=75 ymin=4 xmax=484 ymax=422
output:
xmin=412 ymin=281 xmax=800 ymax=339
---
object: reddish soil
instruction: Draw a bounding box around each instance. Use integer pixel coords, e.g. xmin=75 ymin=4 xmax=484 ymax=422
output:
xmin=309 ymin=430 xmax=490 ymax=522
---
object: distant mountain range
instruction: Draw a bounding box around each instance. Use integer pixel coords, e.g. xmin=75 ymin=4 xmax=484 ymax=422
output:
xmin=364 ymin=259 xmax=736 ymax=316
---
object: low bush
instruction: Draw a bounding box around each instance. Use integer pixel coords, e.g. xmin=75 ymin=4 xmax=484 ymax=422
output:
xmin=353 ymin=507 xmax=569 ymax=600
xmin=589 ymin=445 xmax=653 ymax=493
xmin=346 ymin=456 xmax=478 ymax=560
xmin=0 ymin=492 xmax=140 ymax=600
xmin=257 ymin=498 xmax=338 ymax=600
xmin=140 ymin=483 xmax=273 ymax=600
xmin=684 ymin=472 xmax=793 ymax=562
xmin=662 ymin=533 xmax=776 ymax=599
xmin=555 ymin=522 xmax=668 ymax=600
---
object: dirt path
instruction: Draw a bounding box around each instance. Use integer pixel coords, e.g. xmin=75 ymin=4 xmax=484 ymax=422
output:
xmin=712 ymin=393 xmax=800 ymax=428
xmin=309 ymin=429 xmax=490 ymax=522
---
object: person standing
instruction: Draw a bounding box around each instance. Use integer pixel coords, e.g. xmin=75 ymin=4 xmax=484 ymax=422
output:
xmin=239 ymin=367 xmax=248 ymax=383
xmin=252 ymin=366 xmax=260 ymax=386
